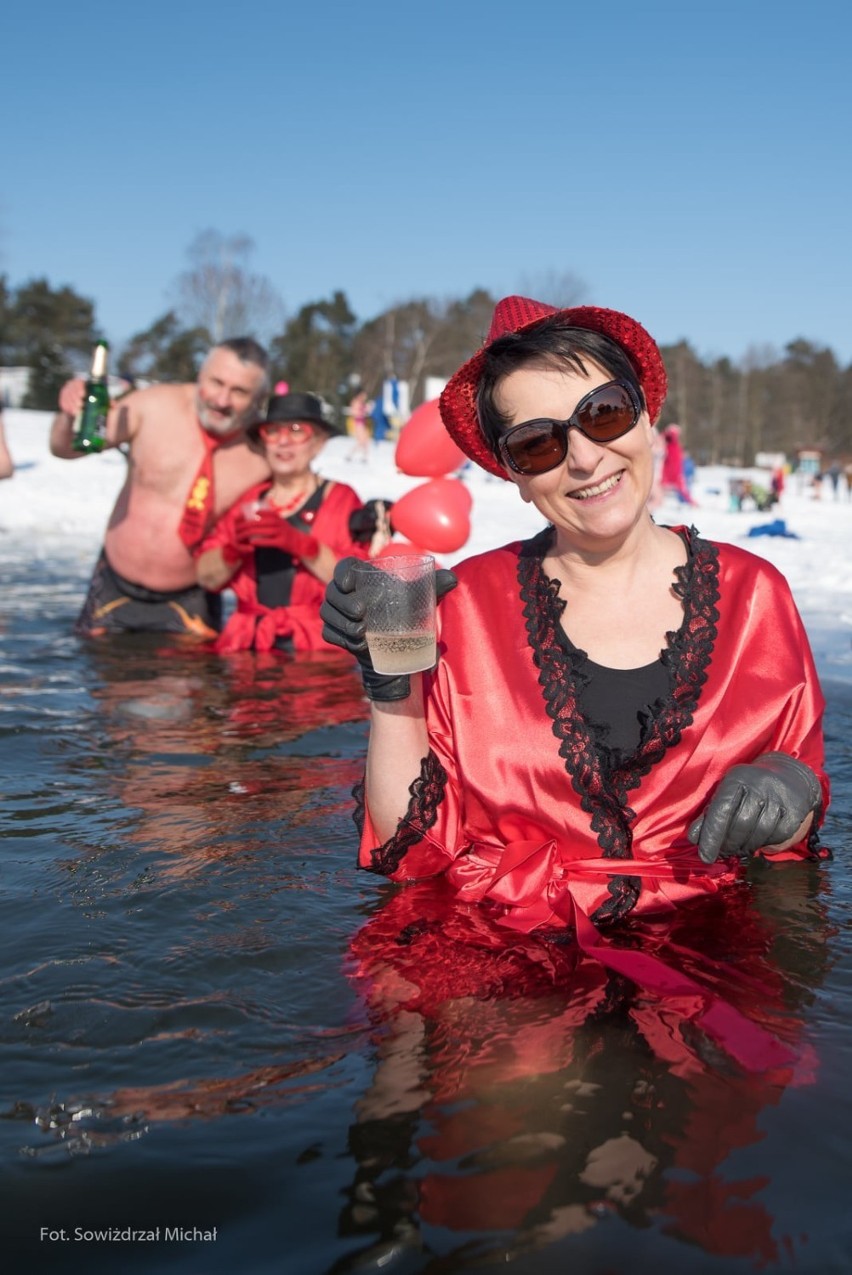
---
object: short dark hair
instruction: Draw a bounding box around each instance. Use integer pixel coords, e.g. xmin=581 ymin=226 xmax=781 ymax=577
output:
xmin=211 ymin=336 xmax=270 ymax=396
xmin=476 ymin=320 xmax=644 ymax=459
xmin=216 ymin=336 xmax=269 ymax=372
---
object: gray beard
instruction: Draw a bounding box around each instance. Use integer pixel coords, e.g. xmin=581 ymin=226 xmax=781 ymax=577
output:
xmin=196 ymin=396 xmax=245 ymax=435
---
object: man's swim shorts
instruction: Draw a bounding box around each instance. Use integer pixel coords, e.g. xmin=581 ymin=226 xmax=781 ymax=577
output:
xmin=75 ymin=551 xmax=222 ymax=638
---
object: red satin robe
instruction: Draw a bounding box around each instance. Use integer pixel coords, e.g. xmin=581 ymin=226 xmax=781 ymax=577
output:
xmin=357 ymin=527 xmax=829 ymax=936
xmin=199 ymin=479 xmax=369 ymax=652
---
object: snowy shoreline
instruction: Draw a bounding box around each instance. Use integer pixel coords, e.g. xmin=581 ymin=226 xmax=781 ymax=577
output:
xmin=2 ymin=409 xmax=850 ymax=684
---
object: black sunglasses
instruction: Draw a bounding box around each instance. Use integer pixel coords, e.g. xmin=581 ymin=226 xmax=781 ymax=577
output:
xmin=497 ymin=379 xmax=643 ymax=476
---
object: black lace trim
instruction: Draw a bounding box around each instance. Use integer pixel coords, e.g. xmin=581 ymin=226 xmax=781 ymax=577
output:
xmin=805 ymin=802 xmax=832 ymax=859
xmin=352 ymin=750 xmax=449 ymax=877
xmin=518 ymin=525 xmax=720 ymax=924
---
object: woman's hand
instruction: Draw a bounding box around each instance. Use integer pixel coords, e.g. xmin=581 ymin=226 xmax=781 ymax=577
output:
xmin=234 ymin=509 xmax=320 ymax=561
xmin=320 ymin=557 xmax=457 ymax=701
xmin=688 ymin=752 xmax=822 ymax=863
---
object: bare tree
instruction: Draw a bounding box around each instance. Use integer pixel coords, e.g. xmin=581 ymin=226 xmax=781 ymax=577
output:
xmin=353 ymin=290 xmax=497 ymax=405
xmin=353 ymin=298 xmax=443 ymax=403
xmin=171 ymin=230 xmax=284 ymax=344
xmin=739 ymin=343 xmax=778 ymax=462
xmin=512 ymin=269 xmax=588 ymax=308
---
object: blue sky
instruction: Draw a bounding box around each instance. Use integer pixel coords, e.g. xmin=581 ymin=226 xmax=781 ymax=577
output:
xmin=3 ymin=0 xmax=851 ymax=365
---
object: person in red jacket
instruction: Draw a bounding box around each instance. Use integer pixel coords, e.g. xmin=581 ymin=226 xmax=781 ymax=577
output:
xmin=660 ymin=422 xmax=695 ymax=505
xmin=196 ymin=391 xmax=389 ymax=653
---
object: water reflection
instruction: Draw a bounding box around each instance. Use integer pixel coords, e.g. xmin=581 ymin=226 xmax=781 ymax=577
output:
xmin=337 ymin=862 xmax=834 ymax=1270
xmin=1 ymin=564 xmax=850 ymax=1272
xmin=2 ymin=635 xmax=374 ymax=1170
xmin=79 ymin=640 xmax=369 ymax=872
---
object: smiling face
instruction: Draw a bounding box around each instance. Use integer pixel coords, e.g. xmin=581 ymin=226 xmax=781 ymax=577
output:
xmin=195 ymin=348 xmax=268 ymax=436
xmin=261 ymin=420 xmax=329 ymax=481
xmin=495 ymin=360 xmax=657 ymax=555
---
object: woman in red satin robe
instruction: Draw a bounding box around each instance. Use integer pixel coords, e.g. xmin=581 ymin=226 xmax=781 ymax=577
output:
xmin=322 ymin=296 xmax=830 ymax=1058
xmin=197 ymin=391 xmax=389 ymax=653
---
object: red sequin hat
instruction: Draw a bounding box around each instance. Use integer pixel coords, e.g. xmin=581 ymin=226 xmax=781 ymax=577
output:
xmin=439 ymin=295 xmax=668 ymax=479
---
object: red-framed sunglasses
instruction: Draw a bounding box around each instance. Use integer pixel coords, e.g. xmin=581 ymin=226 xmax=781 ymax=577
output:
xmin=259 ymin=420 xmax=316 ymax=443
xmin=497 ymin=379 xmax=643 ymax=476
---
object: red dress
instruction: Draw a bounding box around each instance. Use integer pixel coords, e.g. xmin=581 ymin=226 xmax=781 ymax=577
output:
xmin=200 ymin=478 xmax=369 ymax=652
xmin=357 ymin=525 xmax=829 ymax=937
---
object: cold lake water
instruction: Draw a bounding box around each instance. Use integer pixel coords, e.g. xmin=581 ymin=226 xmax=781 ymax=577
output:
xmin=1 ymin=550 xmax=851 ymax=1275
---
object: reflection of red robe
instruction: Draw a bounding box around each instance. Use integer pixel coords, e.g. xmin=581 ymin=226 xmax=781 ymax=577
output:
xmin=358 ymin=527 xmax=829 ymax=927
xmin=348 ymin=876 xmax=825 ymax=1259
xmin=199 ymin=479 xmax=368 ymax=652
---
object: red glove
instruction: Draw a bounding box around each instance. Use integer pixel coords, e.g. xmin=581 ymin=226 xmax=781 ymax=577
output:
xmin=219 ymin=512 xmax=255 ymax=566
xmin=234 ymin=509 xmax=320 ymax=561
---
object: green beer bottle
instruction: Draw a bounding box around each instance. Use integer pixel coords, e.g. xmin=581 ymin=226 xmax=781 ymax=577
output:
xmin=72 ymin=340 xmax=110 ymax=453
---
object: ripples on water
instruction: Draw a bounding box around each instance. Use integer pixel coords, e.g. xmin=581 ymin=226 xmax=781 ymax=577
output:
xmin=1 ymin=555 xmax=851 ymax=1274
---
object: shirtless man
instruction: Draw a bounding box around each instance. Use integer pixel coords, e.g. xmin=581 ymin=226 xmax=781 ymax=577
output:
xmin=50 ymin=337 xmax=271 ymax=637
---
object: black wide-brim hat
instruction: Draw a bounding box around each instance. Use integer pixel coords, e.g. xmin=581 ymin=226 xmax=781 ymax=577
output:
xmin=439 ymin=295 xmax=668 ymax=479
xmin=247 ymin=391 xmax=344 ymax=442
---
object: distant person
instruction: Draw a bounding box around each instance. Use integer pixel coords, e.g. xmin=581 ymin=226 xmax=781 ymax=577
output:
xmin=346 ymin=389 xmax=373 ymax=463
xmin=660 ymin=423 xmax=694 ymax=504
xmin=370 ymin=395 xmax=391 ymax=443
xmin=827 ymin=462 xmax=842 ymax=499
xmin=0 ymin=406 xmax=13 ymax=480
xmin=50 ymin=338 xmax=270 ymax=637
xmin=770 ymin=466 xmax=785 ymax=503
xmin=196 ymin=391 xmax=389 ymax=653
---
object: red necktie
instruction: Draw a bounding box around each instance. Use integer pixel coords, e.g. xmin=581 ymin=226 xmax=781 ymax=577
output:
xmin=178 ymin=426 xmax=241 ymax=551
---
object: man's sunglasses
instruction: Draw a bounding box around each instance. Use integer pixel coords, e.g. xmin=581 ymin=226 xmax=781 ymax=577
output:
xmin=497 ymin=380 xmax=643 ymax=476
xmin=259 ymin=420 xmax=316 ymax=443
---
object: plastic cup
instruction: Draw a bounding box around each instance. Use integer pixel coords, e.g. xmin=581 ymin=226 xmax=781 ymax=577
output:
xmin=352 ymin=554 xmax=437 ymax=675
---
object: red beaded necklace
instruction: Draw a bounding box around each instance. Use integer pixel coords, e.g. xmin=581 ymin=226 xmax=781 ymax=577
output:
xmin=266 ymin=475 xmax=318 ymax=516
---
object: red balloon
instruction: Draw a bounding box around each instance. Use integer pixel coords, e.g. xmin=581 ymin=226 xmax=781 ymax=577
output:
xmin=390 ymin=478 xmax=472 ymax=554
xmin=395 ymin=398 xmax=466 ymax=478
xmin=449 ymin=480 xmax=473 ymax=513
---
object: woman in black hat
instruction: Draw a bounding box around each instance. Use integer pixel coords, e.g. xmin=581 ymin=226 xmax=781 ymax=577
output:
xmin=196 ymin=391 xmax=389 ymax=652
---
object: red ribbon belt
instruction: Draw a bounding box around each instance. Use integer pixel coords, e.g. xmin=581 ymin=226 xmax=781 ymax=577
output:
xmin=214 ymin=604 xmax=323 ymax=654
xmin=446 ymin=838 xmax=800 ymax=1075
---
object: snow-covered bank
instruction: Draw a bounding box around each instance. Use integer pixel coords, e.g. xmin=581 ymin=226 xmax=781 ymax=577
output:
xmin=2 ymin=409 xmax=850 ymax=682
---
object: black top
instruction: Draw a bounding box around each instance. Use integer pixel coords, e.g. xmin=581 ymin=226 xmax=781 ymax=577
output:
xmin=549 ymin=528 xmax=685 ymax=760
xmin=573 ymin=654 xmax=672 ymax=757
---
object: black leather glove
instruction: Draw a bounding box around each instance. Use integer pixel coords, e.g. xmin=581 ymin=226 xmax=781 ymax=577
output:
xmin=320 ymin=557 xmax=458 ymax=701
xmin=688 ymin=751 xmax=822 ymax=864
